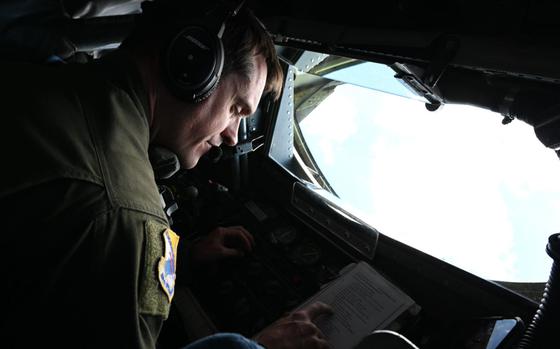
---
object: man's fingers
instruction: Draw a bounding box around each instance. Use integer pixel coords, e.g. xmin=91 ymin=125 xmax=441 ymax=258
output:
xmin=230 ymin=225 xmax=255 ymax=247
xmin=293 ymin=318 xmax=328 ymax=345
xmin=302 ymin=337 xmax=330 ymax=349
xmin=220 ymin=246 xmax=245 ymax=258
xmin=222 ymin=227 xmax=254 ymax=252
xmin=300 ymin=302 xmax=334 ymax=321
xmin=295 ymin=321 xmax=324 ymax=337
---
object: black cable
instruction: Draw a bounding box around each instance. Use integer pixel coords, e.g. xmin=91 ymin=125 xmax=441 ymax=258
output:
xmin=516 ymin=233 xmax=560 ymax=349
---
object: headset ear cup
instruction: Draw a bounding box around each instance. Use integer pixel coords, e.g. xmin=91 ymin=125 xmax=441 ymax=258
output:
xmin=192 ymin=73 xmax=221 ymax=103
xmin=163 ymin=25 xmax=224 ymax=103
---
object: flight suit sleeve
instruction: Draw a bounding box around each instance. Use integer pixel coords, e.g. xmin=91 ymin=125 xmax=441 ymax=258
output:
xmin=92 ymin=209 xmax=179 ymax=349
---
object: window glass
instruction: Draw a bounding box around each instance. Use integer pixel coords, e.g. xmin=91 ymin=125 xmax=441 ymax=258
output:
xmin=324 ymin=61 xmax=424 ymax=101
xmin=295 ymin=58 xmax=560 ymax=282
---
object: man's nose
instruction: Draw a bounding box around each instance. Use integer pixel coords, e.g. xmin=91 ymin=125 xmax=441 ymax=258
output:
xmin=221 ymin=118 xmax=241 ymax=146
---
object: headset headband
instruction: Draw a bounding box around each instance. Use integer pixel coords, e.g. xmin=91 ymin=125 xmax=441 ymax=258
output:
xmin=162 ymin=0 xmax=246 ymax=103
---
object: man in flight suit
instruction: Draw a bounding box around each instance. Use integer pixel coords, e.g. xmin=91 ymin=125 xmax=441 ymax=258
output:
xmin=0 ymin=0 xmax=331 ymax=348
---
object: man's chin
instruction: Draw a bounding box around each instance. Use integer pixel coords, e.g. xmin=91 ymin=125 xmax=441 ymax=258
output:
xmin=178 ymin=154 xmax=199 ymax=170
xmin=182 ymin=160 xmax=198 ymax=169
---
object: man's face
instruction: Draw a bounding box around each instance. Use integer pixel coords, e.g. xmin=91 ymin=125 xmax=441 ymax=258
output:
xmin=152 ymin=53 xmax=268 ymax=169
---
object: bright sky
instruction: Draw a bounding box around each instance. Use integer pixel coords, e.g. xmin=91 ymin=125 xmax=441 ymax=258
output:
xmin=299 ymin=83 xmax=560 ymax=282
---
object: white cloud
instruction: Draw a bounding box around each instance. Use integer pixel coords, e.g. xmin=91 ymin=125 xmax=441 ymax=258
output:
xmin=363 ymin=100 xmax=560 ymax=281
xmin=364 ymin=133 xmax=517 ymax=280
xmin=300 ymin=88 xmax=359 ymax=166
xmin=363 ymin=101 xmax=524 ymax=280
xmin=300 ymin=83 xmax=560 ymax=282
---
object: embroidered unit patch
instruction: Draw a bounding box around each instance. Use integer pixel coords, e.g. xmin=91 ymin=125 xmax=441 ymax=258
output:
xmin=158 ymin=228 xmax=180 ymax=302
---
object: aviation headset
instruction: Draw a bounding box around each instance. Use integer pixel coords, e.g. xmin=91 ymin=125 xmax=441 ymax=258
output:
xmin=159 ymin=0 xmax=247 ymax=103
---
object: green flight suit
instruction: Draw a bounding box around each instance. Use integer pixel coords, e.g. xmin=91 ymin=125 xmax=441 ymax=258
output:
xmin=0 ymin=51 xmax=178 ymax=348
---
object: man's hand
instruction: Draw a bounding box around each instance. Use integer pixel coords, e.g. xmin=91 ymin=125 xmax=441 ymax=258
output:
xmin=254 ymin=302 xmax=333 ymax=349
xmin=190 ymin=226 xmax=255 ymax=264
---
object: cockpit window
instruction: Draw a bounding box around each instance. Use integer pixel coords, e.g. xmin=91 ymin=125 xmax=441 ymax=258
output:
xmin=292 ymin=51 xmax=560 ymax=283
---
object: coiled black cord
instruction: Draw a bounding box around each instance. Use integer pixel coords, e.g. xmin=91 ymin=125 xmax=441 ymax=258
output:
xmin=516 ymin=233 xmax=560 ymax=349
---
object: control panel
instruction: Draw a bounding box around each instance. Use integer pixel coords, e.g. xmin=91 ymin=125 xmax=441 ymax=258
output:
xmin=156 ymin=167 xmax=535 ymax=349
xmin=159 ymin=169 xmax=354 ymax=337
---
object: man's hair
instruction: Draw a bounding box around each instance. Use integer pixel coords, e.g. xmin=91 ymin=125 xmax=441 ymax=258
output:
xmin=222 ymin=8 xmax=283 ymax=101
xmin=123 ymin=0 xmax=283 ymax=101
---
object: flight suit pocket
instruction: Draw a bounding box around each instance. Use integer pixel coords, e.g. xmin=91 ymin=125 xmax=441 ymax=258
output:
xmin=139 ymin=220 xmax=180 ymax=318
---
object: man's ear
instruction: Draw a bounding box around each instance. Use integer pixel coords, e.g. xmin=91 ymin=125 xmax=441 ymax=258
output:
xmin=149 ymin=146 xmax=180 ymax=179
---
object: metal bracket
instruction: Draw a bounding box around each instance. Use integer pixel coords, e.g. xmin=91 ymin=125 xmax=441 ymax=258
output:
xmin=393 ymin=35 xmax=459 ymax=110
xmin=499 ymin=86 xmax=521 ymax=125
xmin=393 ymin=63 xmax=443 ymax=106
xmin=222 ymin=135 xmax=265 ymax=159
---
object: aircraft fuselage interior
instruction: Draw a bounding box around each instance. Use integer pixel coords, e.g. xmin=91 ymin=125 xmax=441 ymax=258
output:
xmin=2 ymin=1 xmax=560 ymax=349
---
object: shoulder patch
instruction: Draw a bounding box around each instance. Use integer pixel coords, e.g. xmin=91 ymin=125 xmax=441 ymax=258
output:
xmin=139 ymin=220 xmax=180 ymax=318
xmin=158 ymin=229 xmax=180 ymax=302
